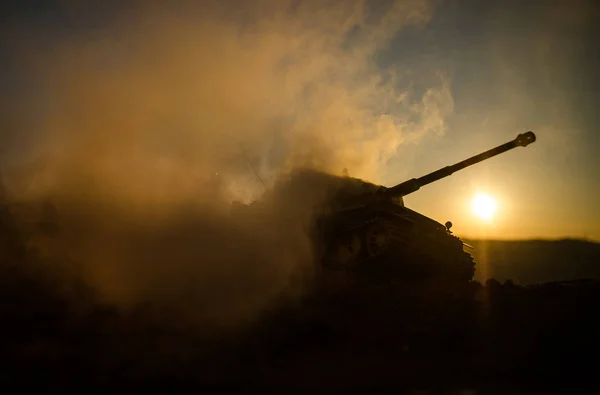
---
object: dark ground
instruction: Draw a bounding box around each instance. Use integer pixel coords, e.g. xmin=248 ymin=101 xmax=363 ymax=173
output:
xmin=2 ymin=276 xmax=600 ymax=394
xmin=2 ymin=203 xmax=600 ymax=393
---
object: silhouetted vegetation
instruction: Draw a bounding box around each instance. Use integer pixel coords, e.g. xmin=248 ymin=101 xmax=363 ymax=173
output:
xmin=467 ymin=239 xmax=600 ymax=284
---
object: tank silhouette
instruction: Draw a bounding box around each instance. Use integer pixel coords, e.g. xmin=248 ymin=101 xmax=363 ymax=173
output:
xmin=313 ymin=131 xmax=537 ymax=284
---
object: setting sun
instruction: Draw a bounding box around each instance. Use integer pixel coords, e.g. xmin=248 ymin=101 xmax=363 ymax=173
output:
xmin=472 ymin=193 xmax=497 ymax=221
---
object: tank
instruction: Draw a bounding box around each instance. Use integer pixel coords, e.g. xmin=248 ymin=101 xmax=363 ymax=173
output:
xmin=312 ymin=131 xmax=537 ymax=285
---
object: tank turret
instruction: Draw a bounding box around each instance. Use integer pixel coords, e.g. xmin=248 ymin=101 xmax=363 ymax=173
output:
xmin=316 ymin=131 xmax=537 ymax=285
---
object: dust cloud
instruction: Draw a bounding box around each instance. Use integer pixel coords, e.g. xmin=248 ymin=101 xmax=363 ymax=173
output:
xmin=0 ymin=0 xmax=453 ymax=327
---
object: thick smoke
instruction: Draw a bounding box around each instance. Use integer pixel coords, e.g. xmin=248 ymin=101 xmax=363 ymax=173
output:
xmin=0 ymin=0 xmax=452 ymax=327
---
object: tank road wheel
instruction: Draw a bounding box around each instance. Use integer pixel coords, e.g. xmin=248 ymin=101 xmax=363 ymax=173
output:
xmin=363 ymin=218 xmax=412 ymax=261
xmin=324 ymin=232 xmax=362 ymax=269
xmin=365 ymin=221 xmax=391 ymax=259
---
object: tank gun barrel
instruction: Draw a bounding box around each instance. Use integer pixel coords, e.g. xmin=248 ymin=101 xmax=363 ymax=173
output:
xmin=386 ymin=131 xmax=536 ymax=197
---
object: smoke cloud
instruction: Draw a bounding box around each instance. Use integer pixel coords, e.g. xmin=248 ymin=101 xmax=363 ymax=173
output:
xmin=0 ymin=0 xmax=453 ymax=327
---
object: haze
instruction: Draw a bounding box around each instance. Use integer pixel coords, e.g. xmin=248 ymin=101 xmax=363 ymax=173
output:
xmin=2 ymin=0 xmax=597 ymax=242
xmin=0 ymin=0 xmax=598 ymax=323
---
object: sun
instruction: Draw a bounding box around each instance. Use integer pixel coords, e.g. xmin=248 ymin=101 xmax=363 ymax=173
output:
xmin=472 ymin=193 xmax=497 ymax=221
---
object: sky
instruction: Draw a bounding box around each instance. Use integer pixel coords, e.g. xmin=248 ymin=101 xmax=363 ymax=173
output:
xmin=386 ymin=0 xmax=600 ymax=240
xmin=0 ymin=0 xmax=599 ymax=241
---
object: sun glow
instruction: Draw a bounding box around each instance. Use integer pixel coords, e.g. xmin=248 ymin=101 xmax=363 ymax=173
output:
xmin=472 ymin=193 xmax=497 ymax=221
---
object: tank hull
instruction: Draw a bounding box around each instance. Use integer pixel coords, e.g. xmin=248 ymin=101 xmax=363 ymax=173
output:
xmin=314 ymin=200 xmax=475 ymax=284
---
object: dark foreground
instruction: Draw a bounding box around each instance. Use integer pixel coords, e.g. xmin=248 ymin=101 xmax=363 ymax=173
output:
xmin=2 ymin=276 xmax=600 ymax=394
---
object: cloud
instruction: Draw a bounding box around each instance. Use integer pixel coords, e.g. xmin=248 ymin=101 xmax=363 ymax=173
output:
xmin=0 ymin=0 xmax=454 ymax=327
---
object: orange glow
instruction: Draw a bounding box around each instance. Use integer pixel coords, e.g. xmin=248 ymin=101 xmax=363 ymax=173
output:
xmin=472 ymin=193 xmax=497 ymax=221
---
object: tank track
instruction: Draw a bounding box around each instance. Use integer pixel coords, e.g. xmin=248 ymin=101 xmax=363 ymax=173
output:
xmin=321 ymin=217 xmax=476 ymax=283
